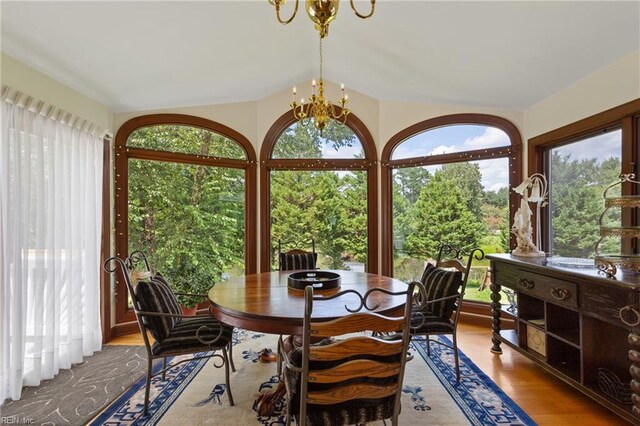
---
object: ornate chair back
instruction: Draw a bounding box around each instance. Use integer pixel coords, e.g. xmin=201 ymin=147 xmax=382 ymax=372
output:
xmin=278 ymin=239 xmax=318 ymax=271
xmin=281 ymin=283 xmax=416 ymax=426
xmin=412 ymin=244 xmax=485 ymax=381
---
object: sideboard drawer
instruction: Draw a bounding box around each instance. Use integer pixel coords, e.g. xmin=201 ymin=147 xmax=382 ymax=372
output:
xmin=516 ymin=270 xmax=578 ymax=309
xmin=580 ymin=284 xmax=630 ymax=328
xmin=492 ymin=262 xmax=519 ymax=290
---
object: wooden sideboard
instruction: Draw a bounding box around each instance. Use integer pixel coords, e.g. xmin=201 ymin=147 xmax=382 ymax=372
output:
xmin=488 ymin=254 xmax=640 ymax=424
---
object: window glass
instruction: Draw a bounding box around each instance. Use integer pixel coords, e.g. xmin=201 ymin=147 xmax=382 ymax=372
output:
xmin=270 ymin=169 xmax=367 ymax=271
xmin=272 ymin=120 xmax=364 ymax=159
xmin=128 ymin=158 xmax=246 ymax=296
xmin=392 ymin=157 xmax=510 ymax=302
xmin=391 ymin=125 xmax=510 ymax=160
xmin=127 ymin=124 xmax=246 ymax=159
xmin=548 ymin=129 xmax=622 ymax=257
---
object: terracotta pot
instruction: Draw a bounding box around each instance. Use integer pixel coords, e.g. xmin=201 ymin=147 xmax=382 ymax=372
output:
xmin=181 ymin=305 xmax=197 ymax=316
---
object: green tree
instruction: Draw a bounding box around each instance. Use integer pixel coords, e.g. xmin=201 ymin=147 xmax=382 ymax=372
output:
xmin=441 ymin=162 xmax=484 ymax=220
xmin=403 ymin=172 xmax=485 ymax=258
xmin=550 ymin=151 xmax=621 ymax=257
xmin=269 ymin=119 xmax=368 ymax=270
xmin=273 ymin=120 xmax=359 ymax=159
xmin=127 ymin=126 xmax=246 ymax=306
xmin=394 ymin=167 xmax=431 ymax=204
xmin=270 ymin=170 xmax=353 ymax=269
xmin=484 ymin=186 xmax=509 ymax=207
xmin=392 ymin=168 xmax=431 ymax=256
xmin=339 ymin=171 xmax=368 ymax=263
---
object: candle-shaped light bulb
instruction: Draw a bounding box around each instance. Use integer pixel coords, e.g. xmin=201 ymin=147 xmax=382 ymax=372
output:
xmin=340 ymin=83 xmax=345 ymax=91
xmin=344 ymin=94 xmax=349 ymax=100
xmin=312 ymin=80 xmax=316 ymax=87
xmin=293 ymin=86 xmax=297 ymax=95
xmin=300 ymin=98 xmax=304 ymax=104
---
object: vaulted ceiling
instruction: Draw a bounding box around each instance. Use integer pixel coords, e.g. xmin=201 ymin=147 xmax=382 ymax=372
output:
xmin=2 ymin=1 xmax=638 ymax=112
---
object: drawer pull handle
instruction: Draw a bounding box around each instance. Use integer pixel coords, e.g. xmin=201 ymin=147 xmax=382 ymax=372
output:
xmin=550 ymin=287 xmax=570 ymax=301
xmin=518 ymin=278 xmax=534 ymax=289
xmin=619 ymin=305 xmax=640 ymax=327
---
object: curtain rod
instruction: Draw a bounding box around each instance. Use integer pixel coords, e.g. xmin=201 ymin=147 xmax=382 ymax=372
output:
xmin=1 ymin=85 xmax=112 ymax=139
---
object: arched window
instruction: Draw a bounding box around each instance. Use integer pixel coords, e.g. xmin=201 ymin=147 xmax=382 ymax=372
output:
xmin=261 ymin=110 xmax=378 ymax=272
xmin=114 ymin=114 xmax=256 ymax=329
xmin=381 ymin=114 xmax=522 ymax=303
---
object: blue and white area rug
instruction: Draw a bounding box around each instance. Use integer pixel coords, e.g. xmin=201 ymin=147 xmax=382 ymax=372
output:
xmin=89 ymin=330 xmax=535 ymax=425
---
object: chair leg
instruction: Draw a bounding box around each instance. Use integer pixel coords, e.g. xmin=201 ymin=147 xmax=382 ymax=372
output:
xmin=161 ymin=357 xmax=167 ymax=380
xmin=426 ymin=335 xmax=431 ymax=356
xmin=222 ymin=347 xmax=235 ymax=406
xmin=277 ymin=335 xmax=283 ymax=377
xmin=144 ymin=357 xmax=153 ymax=416
xmin=453 ymin=333 xmax=461 ymax=382
xmin=228 ymin=341 xmax=236 ymax=372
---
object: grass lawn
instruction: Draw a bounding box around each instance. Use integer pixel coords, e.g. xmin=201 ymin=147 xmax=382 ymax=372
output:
xmin=465 ymin=282 xmax=491 ymax=302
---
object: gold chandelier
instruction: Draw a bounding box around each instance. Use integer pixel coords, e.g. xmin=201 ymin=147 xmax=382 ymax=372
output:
xmin=290 ymin=36 xmax=349 ymax=134
xmin=269 ymin=0 xmax=376 ymax=38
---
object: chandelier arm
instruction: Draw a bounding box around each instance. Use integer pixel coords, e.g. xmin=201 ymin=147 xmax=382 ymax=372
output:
xmin=327 ymin=103 xmax=348 ymax=127
xmin=275 ymin=0 xmax=299 ymax=25
xmin=328 ymin=103 xmax=340 ymax=119
xmin=350 ymin=0 xmax=376 ymax=19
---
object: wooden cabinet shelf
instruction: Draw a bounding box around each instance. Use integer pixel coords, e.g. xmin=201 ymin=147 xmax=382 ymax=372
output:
xmin=547 ymin=329 xmax=580 ymax=348
xmin=488 ymin=254 xmax=640 ymax=424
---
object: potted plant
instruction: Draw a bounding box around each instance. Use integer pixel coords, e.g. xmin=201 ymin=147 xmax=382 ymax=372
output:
xmin=164 ymin=251 xmax=214 ymax=316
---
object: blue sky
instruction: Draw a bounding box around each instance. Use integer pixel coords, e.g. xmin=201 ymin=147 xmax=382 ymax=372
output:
xmin=552 ymin=129 xmax=621 ymax=163
xmin=394 ymin=125 xmax=511 ymax=192
xmin=318 ymin=125 xmax=621 ymax=192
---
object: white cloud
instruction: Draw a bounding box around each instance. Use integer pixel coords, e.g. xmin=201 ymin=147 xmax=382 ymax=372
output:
xmin=463 ymin=127 xmax=510 ymax=151
xmin=474 ymin=158 xmax=510 ymax=191
xmin=553 ymin=130 xmax=621 ymax=163
xmin=392 ymin=126 xmax=510 ymax=160
xmin=427 ymin=144 xmax=457 ymax=155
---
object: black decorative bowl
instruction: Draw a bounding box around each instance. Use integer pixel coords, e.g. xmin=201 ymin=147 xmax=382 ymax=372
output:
xmin=287 ymin=271 xmax=341 ymax=291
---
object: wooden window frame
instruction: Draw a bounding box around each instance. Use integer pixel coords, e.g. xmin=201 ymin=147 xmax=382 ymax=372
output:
xmin=528 ymin=99 xmax=640 ymax=253
xmin=112 ymin=114 xmax=257 ymax=333
xmin=260 ymin=109 xmax=378 ymax=273
xmin=380 ymin=113 xmax=523 ymax=286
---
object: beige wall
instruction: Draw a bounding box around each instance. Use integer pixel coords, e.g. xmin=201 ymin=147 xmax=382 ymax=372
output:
xmin=113 ymin=102 xmax=257 ymax=152
xmin=1 ymin=53 xmax=113 ymax=131
xmin=524 ymin=50 xmax=640 ymax=141
xmin=113 ymin=80 xmax=381 ymax=158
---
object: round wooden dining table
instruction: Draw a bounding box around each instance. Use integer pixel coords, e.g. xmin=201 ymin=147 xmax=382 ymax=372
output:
xmin=207 ymin=270 xmax=409 ymax=336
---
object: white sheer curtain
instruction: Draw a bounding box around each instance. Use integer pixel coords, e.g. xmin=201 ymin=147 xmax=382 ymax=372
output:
xmin=1 ymin=93 xmax=104 ymax=401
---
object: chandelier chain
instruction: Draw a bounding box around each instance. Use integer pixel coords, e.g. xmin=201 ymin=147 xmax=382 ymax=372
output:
xmin=319 ymin=37 xmax=324 ymax=82
xmin=280 ymin=0 xmax=360 ymax=134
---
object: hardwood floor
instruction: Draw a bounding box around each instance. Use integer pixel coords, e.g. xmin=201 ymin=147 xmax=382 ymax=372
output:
xmin=109 ymin=322 xmax=629 ymax=425
xmin=456 ymin=323 xmax=627 ymax=425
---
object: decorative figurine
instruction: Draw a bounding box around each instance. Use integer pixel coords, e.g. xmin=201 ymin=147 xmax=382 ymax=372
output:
xmin=511 ymin=173 xmax=547 ymax=257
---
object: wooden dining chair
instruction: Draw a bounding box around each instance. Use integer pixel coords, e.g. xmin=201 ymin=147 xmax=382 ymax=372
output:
xmin=104 ymin=251 xmax=235 ymax=416
xmin=410 ymin=244 xmax=485 ymax=381
xmin=278 ymin=239 xmax=318 ymax=271
xmin=279 ymin=283 xmax=416 ymax=426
